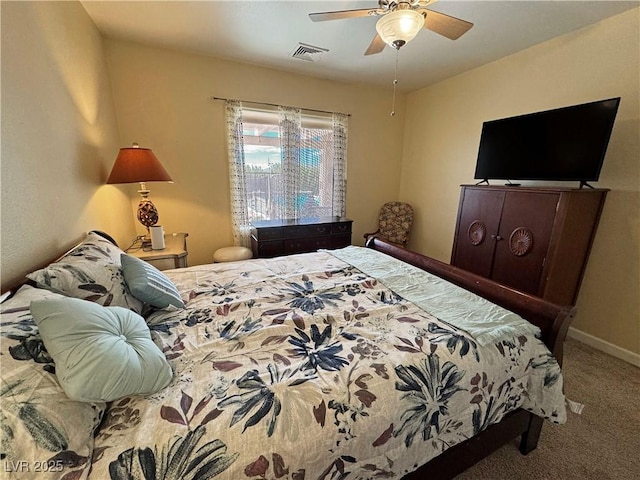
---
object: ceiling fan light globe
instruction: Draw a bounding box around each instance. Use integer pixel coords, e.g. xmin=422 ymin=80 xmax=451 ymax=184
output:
xmin=376 ymin=9 xmax=424 ymax=48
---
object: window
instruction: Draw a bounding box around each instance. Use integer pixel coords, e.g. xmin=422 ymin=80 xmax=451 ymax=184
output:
xmin=225 ymin=101 xmax=347 ymax=246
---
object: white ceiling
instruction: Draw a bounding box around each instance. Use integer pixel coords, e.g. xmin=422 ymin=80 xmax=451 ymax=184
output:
xmin=81 ymin=0 xmax=639 ymax=92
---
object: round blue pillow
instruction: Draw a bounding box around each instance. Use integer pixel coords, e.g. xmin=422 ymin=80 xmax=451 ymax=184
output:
xmin=31 ymin=297 xmax=172 ymax=402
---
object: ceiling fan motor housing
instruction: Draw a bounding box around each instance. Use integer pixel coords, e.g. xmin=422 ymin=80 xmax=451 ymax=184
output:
xmin=375 ymin=7 xmax=425 ymax=49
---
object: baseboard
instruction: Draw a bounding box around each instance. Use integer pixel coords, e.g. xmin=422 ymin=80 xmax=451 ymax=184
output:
xmin=567 ymin=327 xmax=640 ymax=367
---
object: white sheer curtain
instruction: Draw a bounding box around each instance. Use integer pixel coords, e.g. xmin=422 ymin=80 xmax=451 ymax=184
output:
xmin=332 ymin=113 xmax=348 ymax=217
xmin=279 ymin=106 xmax=302 ymax=220
xmin=225 ymin=100 xmax=251 ymax=247
xmin=225 ymin=101 xmax=348 ymax=246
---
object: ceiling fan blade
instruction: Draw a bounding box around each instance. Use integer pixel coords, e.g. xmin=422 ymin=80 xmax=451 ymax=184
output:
xmin=364 ymin=33 xmax=386 ymax=56
xmin=421 ymin=9 xmax=473 ymax=40
xmin=309 ymin=8 xmax=375 ymax=22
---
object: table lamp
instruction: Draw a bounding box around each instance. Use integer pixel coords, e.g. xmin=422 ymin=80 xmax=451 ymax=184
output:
xmin=107 ymin=143 xmax=173 ymax=240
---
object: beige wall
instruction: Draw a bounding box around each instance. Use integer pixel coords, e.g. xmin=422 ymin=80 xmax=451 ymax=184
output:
xmin=103 ymin=39 xmax=406 ymax=267
xmin=1 ymin=1 xmax=135 ymax=290
xmin=400 ymin=9 xmax=640 ymax=355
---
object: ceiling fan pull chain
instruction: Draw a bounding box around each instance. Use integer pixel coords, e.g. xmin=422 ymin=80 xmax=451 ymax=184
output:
xmin=391 ymin=49 xmax=399 ymax=117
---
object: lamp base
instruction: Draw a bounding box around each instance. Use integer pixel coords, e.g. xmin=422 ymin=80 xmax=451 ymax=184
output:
xmin=137 ymin=198 xmax=159 ymax=228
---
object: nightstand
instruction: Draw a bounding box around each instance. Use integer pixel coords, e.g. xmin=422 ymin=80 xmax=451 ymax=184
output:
xmin=127 ymin=233 xmax=189 ymax=271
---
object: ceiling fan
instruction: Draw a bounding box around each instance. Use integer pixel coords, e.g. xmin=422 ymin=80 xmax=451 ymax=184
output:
xmin=309 ymin=0 xmax=473 ymax=55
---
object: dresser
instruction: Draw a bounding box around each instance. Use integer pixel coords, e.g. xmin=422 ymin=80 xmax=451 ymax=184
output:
xmin=250 ymin=217 xmax=352 ymax=258
xmin=127 ymin=233 xmax=189 ymax=271
xmin=450 ymin=185 xmax=607 ymax=305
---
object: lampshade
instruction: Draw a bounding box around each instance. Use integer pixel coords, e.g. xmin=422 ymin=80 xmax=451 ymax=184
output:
xmin=106 ymin=144 xmax=173 ymax=184
xmin=376 ymin=9 xmax=424 ymax=49
xmin=107 ymin=143 xmax=173 ymax=234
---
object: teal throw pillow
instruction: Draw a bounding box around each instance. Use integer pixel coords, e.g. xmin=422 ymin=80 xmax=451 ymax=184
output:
xmin=120 ymin=254 xmax=185 ymax=309
xmin=30 ymin=297 xmax=173 ymax=402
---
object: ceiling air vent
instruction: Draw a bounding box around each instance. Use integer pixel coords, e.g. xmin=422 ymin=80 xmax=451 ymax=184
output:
xmin=290 ymin=43 xmax=329 ymax=62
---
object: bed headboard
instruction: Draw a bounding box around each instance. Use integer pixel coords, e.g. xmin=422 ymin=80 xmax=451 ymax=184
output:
xmin=365 ymin=237 xmax=575 ymax=365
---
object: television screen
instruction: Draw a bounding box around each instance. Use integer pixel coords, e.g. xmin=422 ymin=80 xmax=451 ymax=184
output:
xmin=474 ymin=97 xmax=620 ymax=183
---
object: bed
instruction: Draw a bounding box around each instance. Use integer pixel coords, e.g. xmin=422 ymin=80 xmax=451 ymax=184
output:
xmin=0 ymin=232 xmax=574 ymax=479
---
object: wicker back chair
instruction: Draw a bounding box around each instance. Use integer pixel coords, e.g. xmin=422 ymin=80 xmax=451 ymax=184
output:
xmin=364 ymin=201 xmax=414 ymax=247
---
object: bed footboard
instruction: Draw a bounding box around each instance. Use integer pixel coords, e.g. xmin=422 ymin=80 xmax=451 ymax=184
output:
xmin=365 ymin=237 xmax=575 ymax=480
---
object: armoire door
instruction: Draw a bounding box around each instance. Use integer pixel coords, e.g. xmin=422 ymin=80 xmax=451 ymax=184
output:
xmin=490 ymin=191 xmax=559 ymax=295
xmin=451 ymin=188 xmax=504 ymax=278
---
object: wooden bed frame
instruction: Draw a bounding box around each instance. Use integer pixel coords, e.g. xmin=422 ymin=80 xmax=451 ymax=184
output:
xmin=3 ymin=232 xmax=574 ymax=479
xmin=365 ymin=237 xmax=576 ymax=479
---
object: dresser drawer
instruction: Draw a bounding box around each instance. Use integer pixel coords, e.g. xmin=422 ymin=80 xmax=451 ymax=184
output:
xmin=331 ymin=222 xmax=352 ymax=234
xmin=251 ymin=227 xmax=282 ymax=241
xmin=251 ymin=237 xmax=283 ymax=258
xmin=284 ymin=236 xmax=332 ymax=254
xmin=331 ymin=234 xmax=351 ymax=249
xmin=287 ymin=224 xmax=331 ymax=238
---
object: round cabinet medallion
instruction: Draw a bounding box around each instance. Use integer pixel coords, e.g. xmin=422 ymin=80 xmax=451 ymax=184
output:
xmin=467 ymin=221 xmax=486 ymax=246
xmin=509 ymin=228 xmax=533 ymax=256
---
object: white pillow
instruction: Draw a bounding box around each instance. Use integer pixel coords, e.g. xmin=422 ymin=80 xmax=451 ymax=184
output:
xmin=30 ymin=297 xmax=172 ymax=402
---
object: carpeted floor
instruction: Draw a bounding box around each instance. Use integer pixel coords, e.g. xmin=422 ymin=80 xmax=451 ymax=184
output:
xmin=455 ymin=337 xmax=640 ymax=479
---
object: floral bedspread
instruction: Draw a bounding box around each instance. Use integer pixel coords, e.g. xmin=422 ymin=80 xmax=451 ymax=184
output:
xmin=1 ymin=248 xmax=566 ymax=480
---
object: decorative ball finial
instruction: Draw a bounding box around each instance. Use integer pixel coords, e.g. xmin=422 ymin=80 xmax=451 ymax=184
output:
xmin=137 ymin=199 xmax=159 ymax=228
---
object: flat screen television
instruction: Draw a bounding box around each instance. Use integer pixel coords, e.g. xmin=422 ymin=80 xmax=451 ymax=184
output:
xmin=474 ymin=97 xmax=620 ymax=186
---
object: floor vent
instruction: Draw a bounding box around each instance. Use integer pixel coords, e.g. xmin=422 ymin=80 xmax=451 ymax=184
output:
xmin=290 ymin=43 xmax=329 ymax=62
